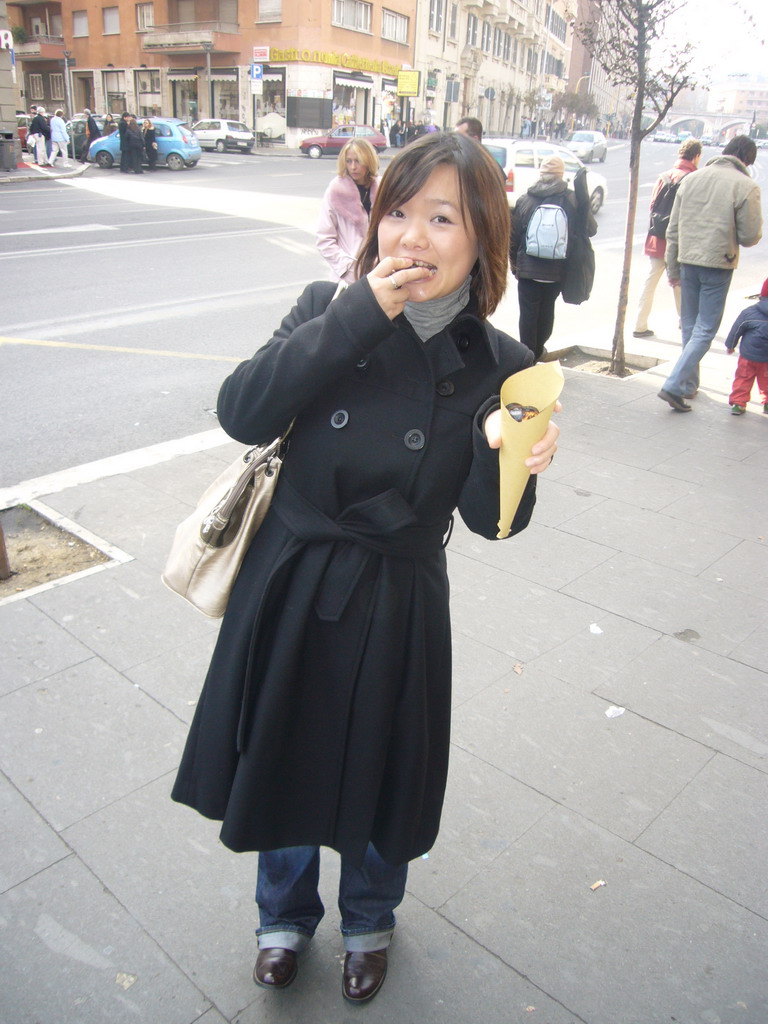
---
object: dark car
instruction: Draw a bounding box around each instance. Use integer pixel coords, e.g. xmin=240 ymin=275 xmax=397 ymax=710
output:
xmin=299 ymin=124 xmax=387 ymax=159
xmin=16 ymin=113 xmax=31 ymax=151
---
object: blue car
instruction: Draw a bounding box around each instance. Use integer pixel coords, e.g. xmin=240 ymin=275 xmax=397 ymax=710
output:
xmin=88 ymin=117 xmax=202 ymax=171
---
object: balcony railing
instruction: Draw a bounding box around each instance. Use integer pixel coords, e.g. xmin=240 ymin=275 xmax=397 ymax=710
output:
xmin=14 ymin=35 xmax=65 ymax=59
xmin=141 ymin=21 xmax=240 ymax=51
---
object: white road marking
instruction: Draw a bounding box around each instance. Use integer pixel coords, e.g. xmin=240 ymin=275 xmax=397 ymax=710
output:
xmin=0 ymin=223 xmax=117 ymax=236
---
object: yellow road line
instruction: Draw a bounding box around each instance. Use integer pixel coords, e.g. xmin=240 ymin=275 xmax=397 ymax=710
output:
xmin=0 ymin=336 xmax=243 ymax=362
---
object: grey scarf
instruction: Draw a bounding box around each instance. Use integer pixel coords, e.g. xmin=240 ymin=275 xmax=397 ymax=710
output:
xmin=404 ymin=276 xmax=472 ymax=342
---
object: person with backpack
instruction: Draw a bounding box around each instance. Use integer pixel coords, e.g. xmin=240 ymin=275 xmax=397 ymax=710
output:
xmin=633 ymin=138 xmax=701 ymax=339
xmin=509 ymin=154 xmax=597 ymax=360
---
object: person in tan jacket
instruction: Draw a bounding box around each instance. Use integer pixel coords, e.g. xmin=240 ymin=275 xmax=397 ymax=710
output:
xmin=658 ymin=135 xmax=762 ymax=411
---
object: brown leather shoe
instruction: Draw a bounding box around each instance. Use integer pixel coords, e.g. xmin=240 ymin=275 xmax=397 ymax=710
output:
xmin=342 ymin=949 xmax=388 ymax=1003
xmin=253 ymin=947 xmax=298 ymax=989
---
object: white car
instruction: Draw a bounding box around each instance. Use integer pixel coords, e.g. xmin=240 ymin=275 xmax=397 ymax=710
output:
xmin=192 ymin=118 xmax=255 ymax=153
xmin=482 ymin=138 xmax=608 ymax=214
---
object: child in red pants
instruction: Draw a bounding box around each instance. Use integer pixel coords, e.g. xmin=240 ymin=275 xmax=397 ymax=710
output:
xmin=725 ymin=277 xmax=768 ymax=415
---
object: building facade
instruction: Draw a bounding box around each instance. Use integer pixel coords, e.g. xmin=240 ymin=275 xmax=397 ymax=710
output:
xmin=7 ymin=0 xmax=596 ymax=146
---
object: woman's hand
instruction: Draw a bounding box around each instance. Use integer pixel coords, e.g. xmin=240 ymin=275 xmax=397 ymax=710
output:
xmin=484 ymin=401 xmax=561 ymax=474
xmin=367 ymin=256 xmax=436 ymax=319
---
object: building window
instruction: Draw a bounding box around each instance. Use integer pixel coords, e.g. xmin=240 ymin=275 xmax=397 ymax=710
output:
xmin=493 ymin=27 xmax=503 ymax=57
xmin=29 ymin=73 xmax=44 ymax=99
xmin=257 ymin=0 xmax=282 ymax=22
xmin=50 ymin=73 xmax=65 ymax=99
xmin=466 ymin=12 xmax=478 ymax=47
xmin=481 ymin=20 xmax=491 ymax=52
xmin=135 ymin=68 xmax=161 ymax=115
xmin=136 ymin=3 xmax=154 ymax=29
xmin=503 ymin=33 xmax=511 ymax=62
xmin=72 ymin=10 xmax=88 ymax=36
xmin=449 ymin=3 xmax=457 ymax=38
xmin=332 ymin=0 xmax=372 ymax=33
xmin=429 ymin=0 xmax=443 ymax=33
xmin=382 ymin=8 xmax=408 ymax=43
xmin=103 ymin=6 xmax=120 ymax=34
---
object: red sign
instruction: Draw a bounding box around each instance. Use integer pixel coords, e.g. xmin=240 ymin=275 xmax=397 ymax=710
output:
xmin=253 ymin=46 xmax=270 ymax=61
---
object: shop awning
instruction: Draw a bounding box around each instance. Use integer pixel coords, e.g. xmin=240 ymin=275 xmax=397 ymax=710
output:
xmin=262 ymin=72 xmax=283 ymax=81
xmin=334 ymin=72 xmax=374 ymax=90
xmin=167 ymin=73 xmax=197 ymax=82
xmin=210 ymin=72 xmax=237 ymax=81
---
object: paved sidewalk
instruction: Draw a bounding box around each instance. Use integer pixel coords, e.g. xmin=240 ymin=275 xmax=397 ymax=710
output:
xmin=1 ymin=337 xmax=767 ymax=1023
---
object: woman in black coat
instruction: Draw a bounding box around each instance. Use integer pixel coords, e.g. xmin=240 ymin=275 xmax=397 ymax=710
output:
xmin=172 ymin=132 xmax=559 ymax=1005
xmin=124 ymin=116 xmax=145 ymax=173
xmin=142 ymin=119 xmax=158 ymax=170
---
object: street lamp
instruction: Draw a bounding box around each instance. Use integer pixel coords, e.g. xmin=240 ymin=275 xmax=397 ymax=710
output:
xmin=201 ymin=41 xmax=213 ymax=119
xmin=63 ymin=50 xmax=75 ymax=157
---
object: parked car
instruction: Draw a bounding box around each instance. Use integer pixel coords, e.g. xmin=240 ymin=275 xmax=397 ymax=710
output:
xmin=16 ymin=112 xmax=30 ymax=151
xmin=482 ymin=138 xmax=608 ymax=214
xmin=66 ymin=115 xmax=113 ymax=160
xmin=87 ymin=118 xmax=202 ymax=170
xmin=299 ymin=125 xmax=387 ymax=159
xmin=192 ymin=118 xmax=255 ymax=153
xmin=652 ymin=130 xmax=677 ymax=143
xmin=563 ymin=130 xmax=607 ymax=163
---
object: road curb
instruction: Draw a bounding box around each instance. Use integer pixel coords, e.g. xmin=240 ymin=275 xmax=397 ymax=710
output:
xmin=0 ymin=161 xmax=91 ymax=185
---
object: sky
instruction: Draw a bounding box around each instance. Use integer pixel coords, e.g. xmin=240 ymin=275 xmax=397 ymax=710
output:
xmin=664 ymin=0 xmax=767 ymax=80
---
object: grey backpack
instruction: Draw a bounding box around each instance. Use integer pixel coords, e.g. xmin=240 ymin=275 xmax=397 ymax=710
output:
xmin=525 ymin=202 xmax=568 ymax=260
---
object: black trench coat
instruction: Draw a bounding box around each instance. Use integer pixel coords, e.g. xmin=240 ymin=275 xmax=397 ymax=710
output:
xmin=172 ymin=278 xmax=537 ymax=866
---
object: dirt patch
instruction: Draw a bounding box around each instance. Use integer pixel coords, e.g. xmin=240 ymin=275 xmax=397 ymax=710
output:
xmin=554 ymin=348 xmax=644 ymax=378
xmin=0 ymin=505 xmax=110 ymax=598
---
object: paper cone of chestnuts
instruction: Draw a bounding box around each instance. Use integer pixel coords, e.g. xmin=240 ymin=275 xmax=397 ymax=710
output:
xmin=497 ymin=361 xmax=564 ymax=539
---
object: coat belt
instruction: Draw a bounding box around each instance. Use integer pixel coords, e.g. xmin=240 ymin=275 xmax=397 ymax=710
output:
xmin=272 ymin=476 xmax=448 ymax=621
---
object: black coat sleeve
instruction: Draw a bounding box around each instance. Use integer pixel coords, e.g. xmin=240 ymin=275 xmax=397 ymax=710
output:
xmin=217 ymin=279 xmax=398 ymax=445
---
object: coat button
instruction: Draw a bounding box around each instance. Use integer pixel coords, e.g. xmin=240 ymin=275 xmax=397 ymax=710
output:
xmin=404 ymin=429 xmax=425 ymax=450
xmin=456 ymin=335 xmax=469 ymax=351
xmin=356 ymin=357 xmax=369 ymax=369
xmin=331 ymin=409 xmax=349 ymax=428
xmin=436 ymin=380 xmax=455 ymax=396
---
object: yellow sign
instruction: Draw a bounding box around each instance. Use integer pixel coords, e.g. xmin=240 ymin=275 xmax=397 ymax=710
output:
xmin=397 ymin=70 xmax=421 ymax=97
xmin=269 ymin=48 xmax=401 ymax=77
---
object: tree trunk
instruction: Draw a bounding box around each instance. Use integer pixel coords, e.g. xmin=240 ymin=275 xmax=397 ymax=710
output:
xmin=0 ymin=523 xmax=11 ymax=581
xmin=611 ymin=77 xmax=646 ymax=376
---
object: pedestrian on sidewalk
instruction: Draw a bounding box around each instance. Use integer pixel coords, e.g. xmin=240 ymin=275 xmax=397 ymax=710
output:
xmin=658 ymin=135 xmax=762 ymax=412
xmin=171 ymin=132 xmax=559 ymax=1007
xmin=633 ymin=138 xmax=701 ymax=339
xmin=316 ymin=138 xmax=379 ymax=283
xmin=118 ymin=112 xmax=131 ymax=172
xmin=509 ymin=154 xmax=597 ymax=360
xmin=49 ymin=110 xmax=70 ymax=167
xmin=725 ymin=277 xmax=768 ymax=415
xmin=28 ymin=107 xmax=52 ymax=166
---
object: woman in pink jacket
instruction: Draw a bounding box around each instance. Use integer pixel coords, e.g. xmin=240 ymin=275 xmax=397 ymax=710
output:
xmin=316 ymin=139 xmax=380 ymax=283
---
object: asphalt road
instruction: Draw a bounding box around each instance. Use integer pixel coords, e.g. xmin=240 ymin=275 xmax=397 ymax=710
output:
xmin=1 ymin=140 xmax=766 ymax=487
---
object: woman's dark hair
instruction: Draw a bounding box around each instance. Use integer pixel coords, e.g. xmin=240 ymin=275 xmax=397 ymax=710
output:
xmin=723 ymin=135 xmax=757 ymax=167
xmin=356 ymin=132 xmax=510 ymax=319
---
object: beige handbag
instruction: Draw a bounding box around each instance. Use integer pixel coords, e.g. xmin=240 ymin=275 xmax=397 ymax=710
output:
xmin=162 ymin=433 xmax=288 ymax=618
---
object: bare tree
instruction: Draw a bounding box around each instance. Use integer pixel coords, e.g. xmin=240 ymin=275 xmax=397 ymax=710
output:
xmin=575 ymin=0 xmax=696 ymax=374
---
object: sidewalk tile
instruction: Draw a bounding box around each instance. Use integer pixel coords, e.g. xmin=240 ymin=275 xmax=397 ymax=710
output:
xmin=562 ymin=552 xmax=766 ymax=657
xmin=0 ymin=857 xmax=210 ymax=1024
xmin=0 ymin=774 xmax=69 ymax=893
xmin=28 ymin=560 xmax=218 ymax=673
xmin=452 ymin=668 xmax=712 ymax=841
xmin=595 ymin=635 xmax=768 ymax=771
xmin=441 ymin=809 xmax=768 ymax=1024
xmin=124 ymin=631 xmax=218 ymax=724
xmin=0 ymin=601 xmax=92 ymax=696
xmin=559 ymin=499 xmax=740 ymax=575
xmin=557 ymin=458 xmax=696 ymax=511
xmin=638 ymin=753 xmax=768 ymax=917
xmin=701 ymin=539 xmax=768 ymax=599
xmin=0 ymin=657 xmax=186 ymax=831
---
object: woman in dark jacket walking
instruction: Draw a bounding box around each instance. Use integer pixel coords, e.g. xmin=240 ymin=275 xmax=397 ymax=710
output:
xmin=172 ymin=132 xmax=559 ymax=1005
xmin=510 ymin=154 xmax=597 ymax=360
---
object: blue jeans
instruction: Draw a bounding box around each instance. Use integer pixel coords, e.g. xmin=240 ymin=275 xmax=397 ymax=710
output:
xmin=663 ymin=264 xmax=733 ymax=396
xmin=256 ymin=844 xmax=408 ymax=953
